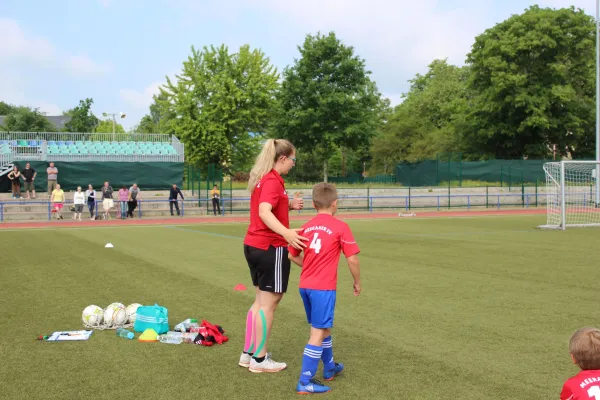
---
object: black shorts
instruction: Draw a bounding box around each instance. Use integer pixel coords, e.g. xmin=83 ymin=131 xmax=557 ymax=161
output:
xmin=244 ymin=244 xmax=291 ymax=293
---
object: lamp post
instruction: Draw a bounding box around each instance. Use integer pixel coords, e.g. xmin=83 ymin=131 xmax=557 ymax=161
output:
xmin=102 ymin=112 xmax=127 ymax=141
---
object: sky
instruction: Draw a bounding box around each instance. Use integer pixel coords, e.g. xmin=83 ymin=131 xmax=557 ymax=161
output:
xmin=0 ymin=0 xmax=595 ymax=130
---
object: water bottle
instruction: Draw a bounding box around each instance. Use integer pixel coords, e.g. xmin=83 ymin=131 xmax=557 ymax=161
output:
xmin=158 ymin=334 xmax=183 ymax=344
xmin=182 ymin=332 xmax=197 ymax=344
xmin=174 ymin=318 xmax=199 ymax=332
xmin=116 ymin=328 xmax=134 ymax=340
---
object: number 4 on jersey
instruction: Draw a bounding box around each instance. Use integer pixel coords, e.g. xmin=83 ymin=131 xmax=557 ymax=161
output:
xmin=589 ymin=386 xmax=600 ymax=399
xmin=310 ymin=233 xmax=322 ymax=254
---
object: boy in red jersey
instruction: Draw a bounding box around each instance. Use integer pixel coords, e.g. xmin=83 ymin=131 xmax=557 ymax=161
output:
xmin=288 ymin=182 xmax=361 ymax=394
xmin=561 ymin=327 xmax=600 ymax=400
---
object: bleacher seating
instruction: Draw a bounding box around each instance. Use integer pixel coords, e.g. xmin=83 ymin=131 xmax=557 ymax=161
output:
xmin=0 ymin=140 xmax=178 ymax=156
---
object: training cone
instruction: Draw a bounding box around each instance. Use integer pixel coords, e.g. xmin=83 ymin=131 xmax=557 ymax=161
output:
xmin=234 ymin=284 xmax=247 ymax=291
xmin=138 ymin=328 xmax=158 ymax=342
xmin=105 ymin=243 xmax=114 ymax=248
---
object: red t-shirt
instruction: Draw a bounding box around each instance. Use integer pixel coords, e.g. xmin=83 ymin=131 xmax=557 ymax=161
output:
xmin=289 ymin=213 xmax=360 ymax=290
xmin=244 ymin=170 xmax=289 ymax=250
xmin=561 ymin=370 xmax=600 ymax=400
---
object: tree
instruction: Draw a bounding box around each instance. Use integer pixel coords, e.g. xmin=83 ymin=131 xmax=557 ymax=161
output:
xmin=63 ymin=98 xmax=99 ymax=133
xmin=0 ymin=106 xmax=57 ymax=132
xmin=160 ymin=44 xmax=279 ymax=167
xmin=136 ymin=93 xmax=176 ymax=134
xmin=273 ymin=32 xmax=383 ymax=181
xmin=466 ymin=5 xmax=596 ymax=159
xmin=371 ymin=59 xmax=471 ymax=168
xmin=0 ymin=101 xmax=15 ymax=115
xmin=95 ymin=119 xmax=125 ymax=134
xmin=136 ymin=115 xmax=156 ymax=133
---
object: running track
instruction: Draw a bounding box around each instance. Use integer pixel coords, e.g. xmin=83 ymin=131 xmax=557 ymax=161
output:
xmin=0 ymin=208 xmax=546 ymax=230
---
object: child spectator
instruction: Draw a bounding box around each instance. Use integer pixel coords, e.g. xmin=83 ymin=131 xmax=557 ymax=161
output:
xmin=288 ymin=183 xmax=361 ymax=394
xmin=50 ymin=183 xmax=65 ymax=220
xmin=561 ymin=327 xmax=600 ymax=400
xmin=72 ymin=186 xmax=85 ymax=221
xmin=118 ymin=186 xmax=129 ymax=219
xmin=85 ymin=185 xmax=96 ymax=220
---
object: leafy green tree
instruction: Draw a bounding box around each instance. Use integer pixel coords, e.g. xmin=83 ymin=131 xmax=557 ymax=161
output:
xmin=136 ymin=115 xmax=156 ymax=133
xmin=160 ymin=44 xmax=279 ymax=167
xmin=0 ymin=101 xmax=15 ymax=115
xmin=0 ymin=107 xmax=57 ymax=132
xmin=95 ymin=119 xmax=125 ymax=134
xmin=63 ymin=98 xmax=99 ymax=133
xmin=137 ymin=93 xmax=175 ymax=134
xmin=273 ymin=32 xmax=383 ymax=181
xmin=466 ymin=5 xmax=596 ymax=159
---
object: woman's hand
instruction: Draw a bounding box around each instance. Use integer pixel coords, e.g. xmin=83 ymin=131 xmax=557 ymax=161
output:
xmin=283 ymin=228 xmax=308 ymax=250
xmin=289 ymin=197 xmax=304 ymax=210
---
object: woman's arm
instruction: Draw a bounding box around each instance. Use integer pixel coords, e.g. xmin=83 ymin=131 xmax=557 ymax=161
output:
xmin=258 ymin=202 xmax=307 ymax=249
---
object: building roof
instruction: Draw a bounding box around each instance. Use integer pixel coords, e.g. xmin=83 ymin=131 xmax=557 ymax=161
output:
xmin=0 ymin=115 xmax=72 ymax=130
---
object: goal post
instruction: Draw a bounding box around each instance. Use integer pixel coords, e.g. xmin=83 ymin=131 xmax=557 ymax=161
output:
xmin=539 ymin=161 xmax=600 ymax=230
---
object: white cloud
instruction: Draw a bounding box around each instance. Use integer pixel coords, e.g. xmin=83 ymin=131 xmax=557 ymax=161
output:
xmin=120 ymin=82 xmax=164 ymax=109
xmin=65 ymin=55 xmax=112 ymax=77
xmin=0 ymin=18 xmax=109 ymax=78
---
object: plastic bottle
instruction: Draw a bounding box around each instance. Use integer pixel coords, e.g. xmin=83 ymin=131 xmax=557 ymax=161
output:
xmin=158 ymin=334 xmax=183 ymax=344
xmin=116 ymin=328 xmax=134 ymax=340
xmin=162 ymin=331 xmax=197 ymax=343
xmin=174 ymin=318 xmax=199 ymax=332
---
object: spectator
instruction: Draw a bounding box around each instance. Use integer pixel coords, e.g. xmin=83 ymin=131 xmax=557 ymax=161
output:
xmin=50 ymin=183 xmax=65 ymax=220
xmin=169 ymin=184 xmax=184 ymax=216
xmin=101 ymin=181 xmax=114 ymax=220
xmin=118 ymin=186 xmax=129 ymax=219
xmin=211 ymin=184 xmax=221 ymax=216
xmin=72 ymin=186 xmax=85 ymax=221
xmin=7 ymin=165 xmax=21 ymax=199
xmin=21 ymin=163 xmax=37 ymax=199
xmin=47 ymin=162 xmax=58 ymax=197
xmin=128 ymin=183 xmax=141 ymax=218
xmin=85 ymin=184 xmax=96 ymax=220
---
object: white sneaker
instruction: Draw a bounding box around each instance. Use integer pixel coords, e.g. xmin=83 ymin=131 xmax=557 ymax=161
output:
xmin=249 ymin=354 xmax=287 ymax=373
xmin=239 ymin=352 xmax=252 ymax=368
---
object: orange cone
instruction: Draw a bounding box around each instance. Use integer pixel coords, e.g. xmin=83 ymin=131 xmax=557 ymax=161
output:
xmin=234 ymin=284 xmax=247 ymax=291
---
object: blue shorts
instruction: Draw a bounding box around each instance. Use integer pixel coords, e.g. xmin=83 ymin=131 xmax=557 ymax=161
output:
xmin=299 ymin=289 xmax=336 ymax=329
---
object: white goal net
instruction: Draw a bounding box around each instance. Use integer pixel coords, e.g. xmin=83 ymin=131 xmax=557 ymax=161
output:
xmin=540 ymin=161 xmax=600 ymax=230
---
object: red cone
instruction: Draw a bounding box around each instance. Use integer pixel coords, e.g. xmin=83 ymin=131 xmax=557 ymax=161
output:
xmin=234 ymin=284 xmax=247 ymax=291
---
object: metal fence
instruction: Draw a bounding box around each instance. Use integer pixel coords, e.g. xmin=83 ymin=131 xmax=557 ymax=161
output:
xmin=0 ymin=132 xmax=174 ymax=143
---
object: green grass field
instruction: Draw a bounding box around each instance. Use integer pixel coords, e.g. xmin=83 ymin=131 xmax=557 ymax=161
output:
xmin=1 ymin=215 xmax=598 ymax=399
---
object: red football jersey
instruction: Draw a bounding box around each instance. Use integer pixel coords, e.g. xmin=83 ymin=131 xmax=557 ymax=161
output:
xmin=289 ymin=213 xmax=360 ymax=290
xmin=244 ymin=170 xmax=289 ymax=250
xmin=561 ymin=370 xmax=600 ymax=400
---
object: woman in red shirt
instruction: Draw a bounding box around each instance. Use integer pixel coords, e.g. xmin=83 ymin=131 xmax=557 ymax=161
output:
xmin=239 ymin=139 xmax=306 ymax=373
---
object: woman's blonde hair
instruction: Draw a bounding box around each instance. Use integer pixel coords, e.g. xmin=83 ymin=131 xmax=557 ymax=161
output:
xmin=570 ymin=327 xmax=600 ymax=370
xmin=248 ymin=139 xmax=295 ymax=192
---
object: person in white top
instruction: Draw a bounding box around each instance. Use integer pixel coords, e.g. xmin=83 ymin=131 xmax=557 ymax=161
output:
xmin=73 ymin=186 xmax=86 ymax=221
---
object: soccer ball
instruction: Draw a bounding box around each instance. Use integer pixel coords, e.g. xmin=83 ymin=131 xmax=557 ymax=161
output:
xmin=126 ymin=303 xmax=142 ymax=324
xmin=103 ymin=302 xmax=127 ymax=328
xmin=82 ymin=305 xmax=104 ymax=328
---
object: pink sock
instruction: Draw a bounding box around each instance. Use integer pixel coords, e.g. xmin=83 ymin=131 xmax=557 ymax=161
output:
xmin=244 ymin=310 xmax=254 ymax=353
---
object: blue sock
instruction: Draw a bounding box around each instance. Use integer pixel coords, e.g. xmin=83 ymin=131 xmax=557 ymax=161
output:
xmin=321 ymin=336 xmax=335 ymax=370
xmin=299 ymin=344 xmax=322 ymax=384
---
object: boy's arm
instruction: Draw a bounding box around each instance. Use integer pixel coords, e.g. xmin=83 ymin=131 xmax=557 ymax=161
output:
xmin=346 ymin=255 xmax=361 ymax=296
xmin=288 ymin=252 xmax=304 ymax=268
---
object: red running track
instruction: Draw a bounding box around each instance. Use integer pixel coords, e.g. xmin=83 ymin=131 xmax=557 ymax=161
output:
xmin=0 ymin=208 xmax=545 ymax=230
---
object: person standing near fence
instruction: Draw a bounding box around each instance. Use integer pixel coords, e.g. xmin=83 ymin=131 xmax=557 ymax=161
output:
xmin=211 ymin=184 xmax=221 ymax=216
xmin=46 ymin=163 xmax=58 ymax=197
xmin=118 ymin=186 xmax=129 ymax=219
xmin=7 ymin=165 xmax=21 ymax=199
xmin=101 ymin=182 xmax=114 ymax=220
xmin=21 ymin=163 xmax=36 ymax=199
xmin=239 ymin=139 xmax=305 ymax=373
xmin=128 ymin=183 xmax=141 ymax=218
xmin=72 ymin=186 xmax=85 ymax=221
xmin=169 ymin=184 xmax=184 ymax=216
xmin=85 ymin=184 xmax=96 ymax=220
xmin=50 ymin=183 xmax=65 ymax=220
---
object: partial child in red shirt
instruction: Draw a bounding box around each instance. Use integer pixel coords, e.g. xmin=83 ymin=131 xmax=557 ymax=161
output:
xmin=289 ymin=182 xmax=361 ymax=395
xmin=561 ymin=327 xmax=600 ymax=400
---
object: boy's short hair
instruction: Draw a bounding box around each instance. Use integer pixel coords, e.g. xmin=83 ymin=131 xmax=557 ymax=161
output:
xmin=312 ymin=183 xmax=338 ymax=210
xmin=570 ymin=327 xmax=600 ymax=370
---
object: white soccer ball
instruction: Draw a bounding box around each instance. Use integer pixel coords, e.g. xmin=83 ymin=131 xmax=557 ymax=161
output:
xmin=103 ymin=302 xmax=127 ymax=328
xmin=82 ymin=305 xmax=104 ymax=328
xmin=126 ymin=303 xmax=142 ymax=324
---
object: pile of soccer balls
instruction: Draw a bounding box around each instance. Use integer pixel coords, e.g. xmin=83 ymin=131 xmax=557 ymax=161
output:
xmin=82 ymin=303 xmax=141 ymax=330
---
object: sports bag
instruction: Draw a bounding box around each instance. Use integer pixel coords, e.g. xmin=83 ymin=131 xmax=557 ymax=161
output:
xmin=134 ymin=304 xmax=169 ymax=334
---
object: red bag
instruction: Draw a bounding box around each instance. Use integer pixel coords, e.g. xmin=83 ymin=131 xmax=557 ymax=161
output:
xmin=201 ymin=320 xmax=229 ymax=344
